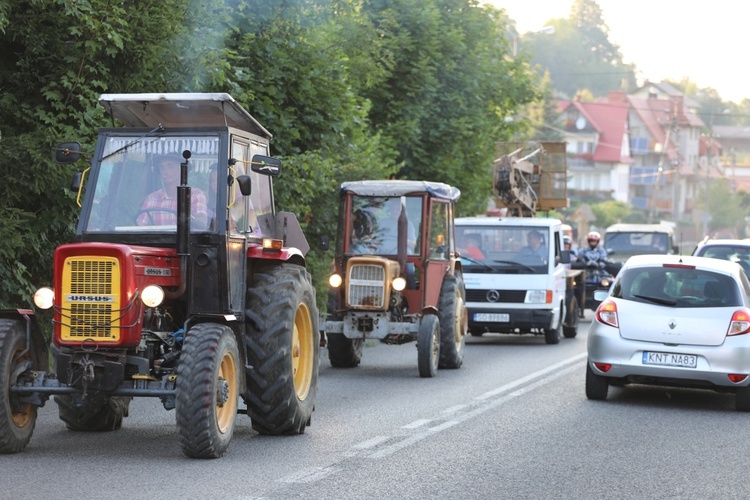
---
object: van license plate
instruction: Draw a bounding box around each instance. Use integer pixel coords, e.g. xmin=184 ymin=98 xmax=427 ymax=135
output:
xmin=642 ymin=351 xmax=697 ymax=368
xmin=474 ymin=313 xmax=509 ymax=322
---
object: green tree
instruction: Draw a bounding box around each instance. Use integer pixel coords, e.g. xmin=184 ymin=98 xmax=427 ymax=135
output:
xmin=360 ymin=0 xmax=541 ymax=216
xmin=590 ymin=200 xmax=632 ymax=229
xmin=523 ymin=0 xmax=636 ymax=99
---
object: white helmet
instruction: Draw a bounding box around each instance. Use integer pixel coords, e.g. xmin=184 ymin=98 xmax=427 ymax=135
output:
xmin=587 ymin=231 xmax=601 ymax=245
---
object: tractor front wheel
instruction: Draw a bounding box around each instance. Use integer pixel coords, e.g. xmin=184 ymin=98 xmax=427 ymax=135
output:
xmin=437 ymin=274 xmax=467 ymax=369
xmin=417 ymin=315 xmax=440 ymax=378
xmin=175 ymin=323 xmax=240 ymax=458
xmin=244 ymin=263 xmax=319 ymax=434
xmin=0 ymin=319 xmax=37 ymax=454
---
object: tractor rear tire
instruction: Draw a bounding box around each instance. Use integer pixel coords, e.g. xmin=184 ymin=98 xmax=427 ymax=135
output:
xmin=327 ymin=333 xmax=363 ymax=368
xmin=417 ymin=315 xmax=440 ymax=378
xmin=0 ymin=319 xmax=37 ymax=453
xmin=56 ymin=394 xmax=131 ymax=432
xmin=175 ymin=323 xmax=240 ymax=459
xmin=244 ymin=263 xmax=319 ymax=435
xmin=437 ymin=274 xmax=467 ymax=369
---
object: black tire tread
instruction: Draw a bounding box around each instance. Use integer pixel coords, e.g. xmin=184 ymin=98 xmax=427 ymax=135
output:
xmin=0 ymin=319 xmax=37 ymax=453
xmin=176 ymin=323 xmax=239 ymax=459
xmin=437 ymin=274 xmax=465 ymax=369
xmin=56 ymin=394 xmax=130 ymax=432
xmin=244 ymin=263 xmax=319 ymax=435
xmin=327 ymin=333 xmax=363 ymax=368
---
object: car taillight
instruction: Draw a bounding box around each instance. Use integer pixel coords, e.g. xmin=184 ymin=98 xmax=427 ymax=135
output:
xmin=594 ymin=362 xmax=612 ymax=373
xmin=727 ymin=310 xmax=750 ymax=336
xmin=595 ymin=300 xmax=618 ymax=328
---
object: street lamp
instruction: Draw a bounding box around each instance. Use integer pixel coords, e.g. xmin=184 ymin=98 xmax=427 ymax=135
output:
xmin=513 ymin=25 xmax=555 ymax=57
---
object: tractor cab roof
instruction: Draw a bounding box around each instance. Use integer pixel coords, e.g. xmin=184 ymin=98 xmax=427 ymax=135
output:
xmin=340 ymin=180 xmax=460 ymax=202
xmin=98 ymin=93 xmax=272 ymax=139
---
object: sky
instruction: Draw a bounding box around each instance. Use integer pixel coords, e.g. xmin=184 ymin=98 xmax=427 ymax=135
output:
xmin=487 ymin=0 xmax=750 ymax=103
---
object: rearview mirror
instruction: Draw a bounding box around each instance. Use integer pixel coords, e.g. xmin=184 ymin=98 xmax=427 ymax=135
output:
xmin=55 ymin=142 xmax=82 ymax=164
xmin=250 ymin=155 xmax=281 ymax=176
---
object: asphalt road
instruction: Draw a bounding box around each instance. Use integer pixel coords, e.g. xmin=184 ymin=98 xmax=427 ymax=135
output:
xmin=2 ymin=312 xmax=749 ymax=499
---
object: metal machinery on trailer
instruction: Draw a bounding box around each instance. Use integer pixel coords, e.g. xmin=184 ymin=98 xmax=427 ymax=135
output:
xmin=0 ymin=93 xmax=319 ymax=458
xmin=320 ymin=180 xmax=467 ymax=377
xmin=455 ymin=142 xmax=581 ymax=343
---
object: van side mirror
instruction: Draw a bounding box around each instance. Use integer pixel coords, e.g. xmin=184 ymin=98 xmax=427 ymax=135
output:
xmin=559 ymin=249 xmax=571 ymax=264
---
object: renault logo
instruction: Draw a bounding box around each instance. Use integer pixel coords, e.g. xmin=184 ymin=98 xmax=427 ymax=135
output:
xmin=486 ymin=290 xmax=500 ymax=303
xmin=668 ymin=319 xmax=676 ymax=330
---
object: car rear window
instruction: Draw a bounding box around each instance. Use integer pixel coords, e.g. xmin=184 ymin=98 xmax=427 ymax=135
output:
xmin=610 ymin=266 xmax=741 ymax=307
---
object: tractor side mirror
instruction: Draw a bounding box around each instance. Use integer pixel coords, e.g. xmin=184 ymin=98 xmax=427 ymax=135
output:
xmin=319 ymin=235 xmax=330 ymax=251
xmin=236 ymin=175 xmax=252 ymax=196
xmin=250 ymin=155 xmax=282 ymax=176
xmin=70 ymin=172 xmax=82 ymax=191
xmin=55 ymin=142 xmax=82 ymax=164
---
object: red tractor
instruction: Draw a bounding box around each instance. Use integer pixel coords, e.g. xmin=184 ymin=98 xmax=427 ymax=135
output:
xmin=0 ymin=93 xmax=319 ymax=458
xmin=320 ymin=180 xmax=467 ymax=377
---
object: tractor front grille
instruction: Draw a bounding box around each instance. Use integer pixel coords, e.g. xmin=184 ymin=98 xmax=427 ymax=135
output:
xmin=347 ymin=264 xmax=386 ymax=308
xmin=60 ymin=257 xmax=121 ymax=341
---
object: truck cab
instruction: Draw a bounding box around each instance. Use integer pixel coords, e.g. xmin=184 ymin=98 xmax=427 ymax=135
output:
xmin=455 ymin=216 xmax=575 ymax=344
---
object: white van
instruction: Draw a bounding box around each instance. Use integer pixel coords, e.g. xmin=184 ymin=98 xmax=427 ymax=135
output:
xmin=455 ymin=217 xmax=576 ymax=344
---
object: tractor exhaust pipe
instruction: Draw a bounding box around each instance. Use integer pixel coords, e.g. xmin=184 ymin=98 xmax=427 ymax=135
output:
xmin=166 ymin=151 xmax=191 ymax=299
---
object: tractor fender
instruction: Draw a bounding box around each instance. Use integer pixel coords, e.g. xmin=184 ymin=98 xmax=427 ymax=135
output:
xmin=0 ymin=308 xmax=49 ymax=372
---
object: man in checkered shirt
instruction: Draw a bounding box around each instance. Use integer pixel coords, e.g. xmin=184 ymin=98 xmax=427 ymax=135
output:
xmin=137 ymin=154 xmax=208 ymax=229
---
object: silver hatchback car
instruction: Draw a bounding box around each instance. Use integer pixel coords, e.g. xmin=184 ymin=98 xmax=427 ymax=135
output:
xmin=586 ymin=255 xmax=750 ymax=410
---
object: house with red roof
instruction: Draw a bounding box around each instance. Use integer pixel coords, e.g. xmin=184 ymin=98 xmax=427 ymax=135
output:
xmin=559 ymin=87 xmax=709 ymax=226
xmin=558 ymin=91 xmax=632 ymax=203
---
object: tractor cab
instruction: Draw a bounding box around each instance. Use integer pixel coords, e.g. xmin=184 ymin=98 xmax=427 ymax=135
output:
xmin=322 ymin=180 xmax=467 ymax=377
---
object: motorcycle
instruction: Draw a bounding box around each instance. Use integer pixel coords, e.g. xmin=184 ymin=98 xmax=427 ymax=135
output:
xmin=571 ymin=258 xmax=621 ymax=314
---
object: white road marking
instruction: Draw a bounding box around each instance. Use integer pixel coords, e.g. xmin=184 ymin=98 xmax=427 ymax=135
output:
xmin=281 ymin=352 xmax=587 ymax=483
xmin=401 ymin=418 xmax=432 ymax=429
xmin=277 ymin=467 xmax=341 ymax=483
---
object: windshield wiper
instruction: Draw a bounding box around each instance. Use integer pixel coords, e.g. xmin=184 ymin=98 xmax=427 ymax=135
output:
xmin=100 ymin=125 xmax=164 ymax=161
xmin=461 ymin=255 xmax=494 ymax=271
xmin=633 ymin=294 xmax=677 ymax=306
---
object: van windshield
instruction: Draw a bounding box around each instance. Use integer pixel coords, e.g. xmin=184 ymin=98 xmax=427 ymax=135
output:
xmin=605 ymin=232 xmax=669 ymax=255
xmin=457 ymin=225 xmax=549 ymax=274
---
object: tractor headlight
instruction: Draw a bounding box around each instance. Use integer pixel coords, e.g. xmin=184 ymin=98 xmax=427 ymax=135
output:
xmin=329 ymin=274 xmax=343 ymax=288
xmin=33 ymin=287 xmax=54 ymax=310
xmin=141 ymin=285 xmax=165 ymax=308
xmin=392 ymin=277 xmax=407 ymax=291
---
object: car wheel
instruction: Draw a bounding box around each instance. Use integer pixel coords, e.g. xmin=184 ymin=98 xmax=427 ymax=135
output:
xmin=585 ymin=362 xmax=609 ymax=400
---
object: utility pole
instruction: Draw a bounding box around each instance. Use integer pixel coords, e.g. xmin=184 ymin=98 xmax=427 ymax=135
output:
xmin=648 ymin=113 xmax=678 ymax=224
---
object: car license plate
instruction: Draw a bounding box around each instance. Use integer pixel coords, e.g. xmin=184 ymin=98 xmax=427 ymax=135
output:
xmin=642 ymin=351 xmax=697 ymax=368
xmin=474 ymin=313 xmax=509 ymax=322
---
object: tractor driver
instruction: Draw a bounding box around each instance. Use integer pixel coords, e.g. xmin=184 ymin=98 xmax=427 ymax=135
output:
xmin=137 ymin=154 xmax=209 ymax=229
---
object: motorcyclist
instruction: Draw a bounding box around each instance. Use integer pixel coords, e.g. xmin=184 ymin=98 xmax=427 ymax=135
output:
xmin=576 ymin=231 xmax=608 ymax=270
